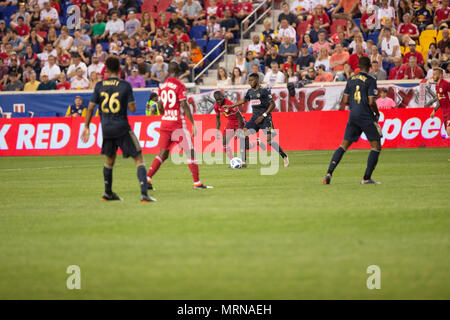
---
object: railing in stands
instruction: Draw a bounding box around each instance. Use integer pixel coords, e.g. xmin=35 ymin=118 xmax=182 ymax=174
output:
xmin=240 ymin=0 xmax=273 ymax=51
xmin=192 ymin=39 xmax=227 ymax=83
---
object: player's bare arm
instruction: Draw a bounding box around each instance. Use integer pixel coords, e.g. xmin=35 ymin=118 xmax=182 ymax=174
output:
xmin=81 ymin=101 xmax=96 ymax=143
xmin=226 ymin=98 xmax=247 ymax=109
xmin=182 ymin=100 xmax=196 ymax=136
xmin=237 ymin=111 xmax=244 ymax=128
xmin=128 ymin=101 xmax=136 ymax=113
xmin=341 ymin=93 xmax=349 ymax=108
xmin=255 ymin=100 xmax=275 ymax=125
xmin=157 ymin=100 xmax=164 ymax=115
xmin=368 ymin=96 xmax=380 ymax=121
xmin=215 ymin=112 xmax=221 ymax=138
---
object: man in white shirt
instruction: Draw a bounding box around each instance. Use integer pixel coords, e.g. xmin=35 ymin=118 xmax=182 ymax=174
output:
xmin=70 ymin=67 xmax=89 ymax=89
xmin=87 ymin=55 xmax=105 ymax=77
xmin=246 ymin=35 xmax=266 ymax=60
xmin=67 ymin=52 xmax=88 ymax=79
xmin=40 ymin=1 xmax=60 ymax=29
xmin=277 ymin=18 xmax=296 ymax=45
xmin=101 ymin=11 xmax=124 ymax=39
xmin=380 ymin=27 xmax=400 ymax=63
xmin=38 ymin=43 xmax=57 ymax=66
xmin=40 ymin=55 xmax=61 ymax=81
xmin=263 ymin=62 xmax=285 ymax=86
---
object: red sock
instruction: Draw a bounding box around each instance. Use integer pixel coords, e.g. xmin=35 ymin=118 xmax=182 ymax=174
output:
xmin=188 ymin=159 xmax=200 ymax=185
xmin=224 ymin=145 xmax=233 ymax=160
xmin=147 ymin=156 xmax=164 ymax=179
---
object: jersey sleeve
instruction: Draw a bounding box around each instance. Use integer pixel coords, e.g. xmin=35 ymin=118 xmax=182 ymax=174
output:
xmin=264 ymin=88 xmax=274 ymax=102
xmin=368 ymin=77 xmax=378 ymax=97
xmin=244 ymin=90 xmax=250 ymax=101
xmin=127 ymin=82 xmax=135 ymax=103
xmin=90 ymin=83 xmax=101 ymax=104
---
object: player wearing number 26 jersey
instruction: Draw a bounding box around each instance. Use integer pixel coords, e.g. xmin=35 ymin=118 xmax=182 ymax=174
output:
xmin=146 ymin=62 xmax=212 ymax=190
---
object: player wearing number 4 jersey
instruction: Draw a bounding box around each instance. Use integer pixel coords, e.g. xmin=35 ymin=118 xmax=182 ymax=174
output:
xmin=323 ymin=56 xmax=383 ymax=185
xmin=146 ymin=62 xmax=212 ymax=190
xmin=82 ymin=56 xmax=156 ymax=203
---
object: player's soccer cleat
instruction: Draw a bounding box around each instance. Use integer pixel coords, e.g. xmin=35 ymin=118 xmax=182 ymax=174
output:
xmin=283 ymin=156 xmax=289 ymax=167
xmin=361 ymin=179 xmax=381 ymax=185
xmin=140 ymin=194 xmax=157 ymax=203
xmin=147 ymin=182 xmax=154 ymax=190
xmin=193 ymin=184 xmax=214 ymax=189
xmin=241 ymin=162 xmax=248 ymax=168
xmin=101 ymin=192 xmax=123 ymax=201
xmin=322 ymin=173 xmax=332 ymax=185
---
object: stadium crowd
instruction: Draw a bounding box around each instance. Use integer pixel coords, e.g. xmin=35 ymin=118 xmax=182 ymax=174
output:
xmin=0 ymin=0 xmax=449 ymax=93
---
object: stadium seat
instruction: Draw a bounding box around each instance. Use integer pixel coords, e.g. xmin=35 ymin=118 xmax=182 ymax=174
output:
xmin=2 ymin=5 xmax=18 ymax=18
xmin=367 ymin=32 xmax=380 ymax=46
xmin=206 ymin=39 xmax=224 ymax=62
xmin=330 ymin=19 xmax=347 ymax=35
xmin=37 ymin=31 xmax=47 ymax=39
xmin=190 ymin=25 xmax=206 ymax=40
xmin=436 ymin=30 xmax=444 ymax=44
xmin=38 ymin=112 xmax=58 ymax=118
xmin=141 ymin=0 xmax=157 ymax=13
xmin=12 ymin=113 xmax=31 ymax=118
xmin=100 ymin=42 xmax=109 ymax=52
xmin=354 ymin=18 xmax=361 ymax=28
xmin=420 ymin=30 xmax=437 ymax=40
xmin=196 ymin=39 xmax=207 ymax=53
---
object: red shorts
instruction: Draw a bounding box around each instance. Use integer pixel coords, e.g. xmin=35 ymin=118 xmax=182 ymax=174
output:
xmin=443 ymin=109 xmax=450 ymax=129
xmin=222 ymin=121 xmax=241 ymax=138
xmin=158 ymin=128 xmax=193 ymax=151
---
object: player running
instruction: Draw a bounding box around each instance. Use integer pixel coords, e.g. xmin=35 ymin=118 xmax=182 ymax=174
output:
xmin=226 ymin=73 xmax=289 ymax=168
xmin=429 ymin=67 xmax=450 ymax=139
xmin=323 ymin=56 xmax=383 ymax=185
xmin=81 ymin=56 xmax=156 ymax=203
xmin=146 ymin=62 xmax=212 ymax=190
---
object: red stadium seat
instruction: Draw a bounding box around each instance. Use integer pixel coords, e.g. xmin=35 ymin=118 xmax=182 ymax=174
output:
xmin=330 ymin=19 xmax=347 ymax=35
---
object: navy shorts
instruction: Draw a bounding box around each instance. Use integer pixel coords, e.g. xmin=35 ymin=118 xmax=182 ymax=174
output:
xmin=245 ymin=115 xmax=274 ymax=133
xmin=343 ymin=120 xmax=382 ymax=142
xmin=101 ymin=130 xmax=142 ymax=158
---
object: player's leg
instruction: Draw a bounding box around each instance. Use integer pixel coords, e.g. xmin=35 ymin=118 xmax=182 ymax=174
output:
xmin=147 ymin=129 xmax=172 ymax=188
xmin=101 ymin=138 xmax=122 ymax=200
xmin=361 ymin=122 xmax=383 ymax=184
xmin=132 ymin=153 xmax=157 ymax=202
xmin=264 ymin=117 xmax=289 ymax=167
xmin=223 ymin=128 xmax=234 ymax=161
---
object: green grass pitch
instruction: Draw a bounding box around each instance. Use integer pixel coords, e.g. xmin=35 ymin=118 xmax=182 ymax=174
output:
xmin=0 ymin=148 xmax=449 ymax=299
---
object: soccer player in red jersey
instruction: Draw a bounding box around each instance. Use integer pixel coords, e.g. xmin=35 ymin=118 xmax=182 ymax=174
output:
xmin=146 ymin=62 xmax=212 ymax=190
xmin=430 ymin=67 xmax=450 ymax=139
xmin=213 ymin=91 xmax=246 ymax=162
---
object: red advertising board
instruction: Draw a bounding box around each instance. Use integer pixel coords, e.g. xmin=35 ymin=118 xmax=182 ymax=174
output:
xmin=0 ymin=108 xmax=448 ymax=157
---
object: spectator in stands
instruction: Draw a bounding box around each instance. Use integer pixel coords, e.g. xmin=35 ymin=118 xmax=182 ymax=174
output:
xmin=10 ymin=3 xmax=31 ymax=29
xmin=0 ymin=57 xmax=7 ymax=81
xmin=149 ymin=55 xmax=168 ymax=87
xmin=438 ymin=28 xmax=450 ymax=54
xmin=125 ymin=10 xmax=140 ymax=38
xmin=434 ymin=0 xmax=450 ymax=29
xmin=102 ymin=10 xmax=125 ymax=40
xmin=247 ymin=35 xmax=266 ymax=60
xmin=397 ymin=13 xmax=419 ymax=40
xmin=67 ymin=52 xmax=88 ymax=79
xmin=278 ymin=2 xmax=297 ymax=28
xmin=285 ymin=66 xmax=298 ymax=84
xmin=46 ymin=26 xmax=58 ymax=46
xmin=378 ymin=0 xmax=396 ymax=28
xmin=278 ymin=37 xmax=298 ymax=59
xmin=360 ymin=5 xmax=379 ymax=35
xmin=414 ymin=0 xmax=433 ymax=32
xmin=308 ymin=19 xmax=325 ymax=44
xmin=70 ymin=67 xmax=89 ymax=89
xmin=282 ymin=55 xmax=296 ymax=72
xmin=40 ymin=1 xmax=60 ymax=30
xmin=93 ymin=43 xmax=107 ymax=63
xmin=348 ymin=43 xmax=368 ymax=72
xmin=344 ymin=18 xmax=358 ymax=40
xmin=290 ymin=0 xmax=313 ymax=20
xmin=403 ymin=56 xmax=424 ymax=79
xmin=123 ymin=55 xmax=135 ymax=77
xmin=168 ymin=11 xmax=185 ymax=31
xmin=204 ymin=0 xmax=220 ymax=20
xmin=426 ymin=44 xmax=440 ymax=69
xmin=56 ymin=72 xmax=70 ymax=90
xmin=182 ymin=0 xmax=204 ymax=26
xmin=140 ymin=11 xmax=156 ymax=36
xmin=403 ymin=40 xmax=424 ymax=66
xmin=215 ymin=66 xmax=230 ymax=87
xmin=172 ymin=25 xmax=190 ymax=51
xmin=24 ymin=29 xmax=44 ymax=54
xmin=425 ymin=58 xmax=440 ymax=79
xmin=65 ymin=96 xmax=86 ymax=117
xmin=8 ymin=29 xmax=24 ymax=54
xmin=303 ymin=67 xmax=316 ymax=81
xmin=5 ymin=72 xmax=24 ymax=91
xmin=264 ymin=62 xmax=285 ymax=86
xmin=122 ymin=0 xmax=140 ymax=14
xmin=296 ymin=43 xmax=315 ymax=74
xmin=301 ymin=34 xmax=314 ymax=54
xmin=278 ymin=18 xmax=296 ymax=45
xmin=348 ymin=32 xmax=367 ymax=54
xmin=231 ymin=67 xmax=246 ymax=85
xmin=376 ymin=87 xmax=396 ymax=110
xmin=332 ymin=0 xmax=359 ymax=20
xmin=24 ymin=70 xmax=40 ymax=91
xmin=220 ymin=8 xmax=239 ymax=42
xmin=37 ymin=72 xmax=56 ymax=90
xmin=369 ymin=44 xmax=383 ymax=67
xmin=245 ymin=51 xmax=260 ymax=74
xmin=72 ymin=29 xmax=92 ymax=56
xmin=380 ymin=27 xmax=400 ymax=71
xmin=250 ymin=63 xmax=264 ymax=82
xmin=330 ymin=43 xmax=349 ymax=73
xmin=41 ymin=54 xmax=60 ymax=81
xmin=206 ymin=16 xmax=222 ymax=39
xmin=172 ymin=51 xmax=190 ymax=82
xmin=13 ymin=16 xmax=30 ymax=37
xmin=24 ymin=44 xmax=39 ymax=72
xmin=397 ymin=0 xmax=414 ymax=25
xmin=388 ymin=56 xmax=406 ymax=79
xmin=8 ymin=53 xmax=23 ymax=80
xmin=121 ymin=37 xmax=141 ymax=60
xmin=234 ymin=0 xmax=253 ymax=31
xmin=264 ymin=46 xmax=284 ymax=73
xmin=314 ymin=47 xmax=331 ymax=72
xmin=30 ymin=4 xmax=42 ymax=31
xmin=336 ymin=63 xmax=354 ymax=81
xmin=309 ymin=4 xmax=331 ymax=32
xmin=56 ymin=45 xmax=70 ymax=72
xmin=261 ymin=18 xmax=275 ymax=42
xmin=234 ymin=48 xmax=246 ymax=74
xmin=314 ymin=64 xmax=333 ymax=82
xmin=88 ymin=55 xmax=105 ymax=77
xmin=158 ymin=37 xmax=175 ymax=64
xmin=312 ymin=30 xmax=331 ymax=56
xmin=126 ymin=65 xmax=145 ymax=88
xmin=54 ymin=26 xmax=73 ymax=52
xmin=369 ymin=60 xmax=387 ymax=80
xmin=189 ymin=40 xmax=204 ymax=68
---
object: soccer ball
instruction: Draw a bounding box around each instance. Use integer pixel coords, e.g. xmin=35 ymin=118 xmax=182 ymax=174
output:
xmin=230 ymin=157 xmax=243 ymax=169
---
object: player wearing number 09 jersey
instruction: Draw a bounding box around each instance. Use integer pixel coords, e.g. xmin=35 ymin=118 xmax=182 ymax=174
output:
xmin=323 ymin=56 xmax=383 ymax=185
xmin=429 ymin=68 xmax=450 ymax=136
xmin=81 ymin=56 xmax=156 ymax=203
xmin=146 ymin=62 xmax=212 ymax=190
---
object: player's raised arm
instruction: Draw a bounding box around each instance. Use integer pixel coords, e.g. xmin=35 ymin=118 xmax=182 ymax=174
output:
xmin=128 ymin=101 xmax=136 ymax=113
xmin=81 ymin=101 xmax=96 ymax=143
xmin=368 ymin=96 xmax=380 ymax=121
xmin=182 ymin=100 xmax=197 ymax=137
xmin=225 ymin=98 xmax=247 ymax=109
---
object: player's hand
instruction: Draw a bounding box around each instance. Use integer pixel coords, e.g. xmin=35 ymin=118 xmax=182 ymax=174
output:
xmin=430 ymin=110 xmax=435 ymax=118
xmin=81 ymin=126 xmax=90 ymax=143
xmin=255 ymin=115 xmax=264 ymax=125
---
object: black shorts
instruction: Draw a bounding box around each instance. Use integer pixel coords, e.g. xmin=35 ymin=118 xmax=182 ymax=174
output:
xmin=101 ymin=131 xmax=142 ymax=158
xmin=343 ymin=120 xmax=382 ymax=142
xmin=245 ymin=115 xmax=274 ymax=133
